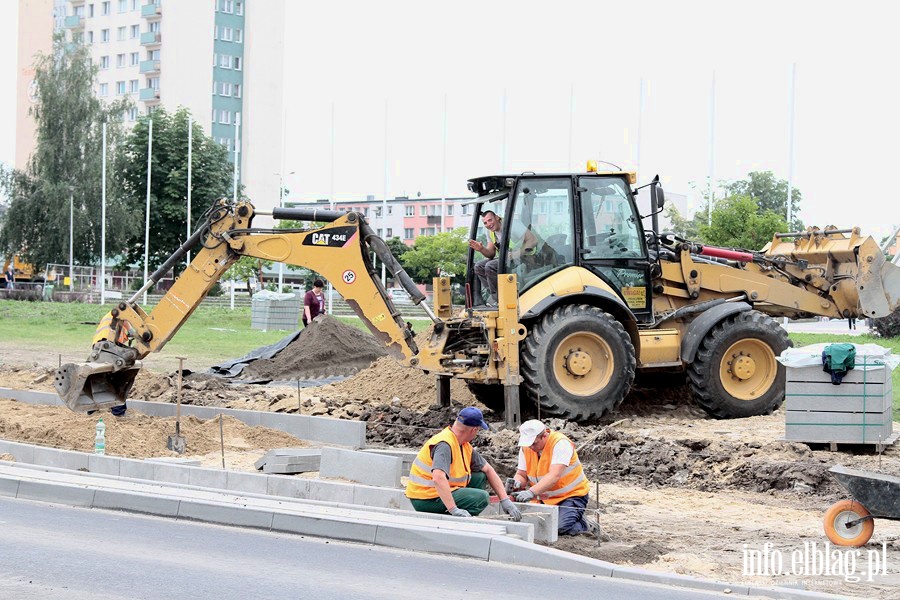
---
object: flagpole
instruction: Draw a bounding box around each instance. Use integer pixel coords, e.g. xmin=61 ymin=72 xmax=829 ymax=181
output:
xmin=143 ymin=118 xmax=153 ymax=305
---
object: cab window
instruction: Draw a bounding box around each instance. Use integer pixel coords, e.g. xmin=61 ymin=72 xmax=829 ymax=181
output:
xmin=579 ymin=177 xmax=644 ymax=259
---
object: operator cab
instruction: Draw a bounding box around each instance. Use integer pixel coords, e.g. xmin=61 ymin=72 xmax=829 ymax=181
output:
xmin=465 ymin=163 xmax=663 ymax=323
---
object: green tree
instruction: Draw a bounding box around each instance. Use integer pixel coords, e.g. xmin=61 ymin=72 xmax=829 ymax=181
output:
xmin=223 ymin=256 xmax=272 ymax=298
xmin=724 ymin=171 xmax=802 ymax=231
xmin=117 ymin=107 xmax=233 ymax=274
xmin=0 ymin=35 xmax=131 ymax=269
xmin=663 ymin=204 xmax=702 ymax=240
xmin=401 ymin=228 xmax=468 ymax=284
xmin=699 ymin=196 xmax=787 ymax=250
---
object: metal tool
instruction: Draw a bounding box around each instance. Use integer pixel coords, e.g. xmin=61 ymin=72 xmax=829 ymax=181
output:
xmin=166 ymin=357 xmax=187 ymax=454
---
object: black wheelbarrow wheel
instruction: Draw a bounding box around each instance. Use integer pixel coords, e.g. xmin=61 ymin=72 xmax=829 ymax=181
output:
xmin=823 ymin=499 xmax=875 ymax=547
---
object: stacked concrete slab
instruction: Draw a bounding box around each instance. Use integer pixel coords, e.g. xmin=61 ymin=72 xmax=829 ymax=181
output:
xmin=255 ymin=448 xmax=322 ymax=474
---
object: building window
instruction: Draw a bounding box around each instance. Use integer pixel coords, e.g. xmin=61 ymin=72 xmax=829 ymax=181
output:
xmin=212 ymin=80 xmax=217 ymax=95
xmin=236 ymin=1 xmax=244 ymax=15
xmin=148 ymin=21 xmax=160 ymax=33
xmin=131 ymin=0 xmax=138 ymax=10
xmin=220 ymin=82 xmax=232 ymax=96
xmin=147 ymin=76 xmax=159 ymax=90
xmin=388 ymin=206 xmax=393 ymax=215
xmin=419 ymin=206 xmax=427 ymax=216
xmin=101 ymin=1 xmax=110 ymax=15
xmin=130 ymin=24 xmax=139 ymax=38
xmin=419 ymin=228 xmax=427 ymax=236
xmin=212 ymin=108 xmax=218 ymax=122
xmin=405 ymin=205 xmax=414 ymax=216
xmin=88 ymin=4 xmax=94 ymax=18
xmin=117 ymin=26 xmax=125 ymax=40
xmin=129 ymin=79 xmax=138 ymax=93
xmin=99 ymin=83 xmax=108 ymax=96
xmin=219 ymin=110 xmax=231 ymax=125
xmin=235 ymin=29 xmax=243 ymax=43
xmin=233 ymin=84 xmax=241 ymax=98
xmin=117 ymin=0 xmax=127 ymax=12
xmin=233 ymin=56 xmax=242 ymax=70
xmin=213 ymin=25 xmax=218 ymax=40
xmin=221 ymin=27 xmax=233 ymax=41
xmin=116 ymin=53 xmax=125 ymax=68
xmin=116 ymin=81 xmax=126 ymax=95
xmin=447 ymin=205 xmax=453 ymax=215
xmin=377 ymin=228 xmax=382 ymax=237
xmin=99 ymin=55 xmax=109 ymax=69
xmin=404 ymin=228 xmax=413 ymax=239
xmin=149 ymin=49 xmax=160 ymax=60
xmin=221 ymin=0 xmax=234 ymax=13
xmin=128 ymin=107 xmax=138 ymax=121
xmin=130 ymin=52 xmax=139 ymax=66
xmin=375 ymin=207 xmax=382 ymax=217
xmin=219 ymin=54 xmax=232 ymax=69
xmin=101 ymin=28 xmax=109 ymax=42
xmin=386 ymin=228 xmax=393 ymax=237
xmin=462 ymin=204 xmax=469 ymax=215
xmin=87 ymin=31 xmax=93 ymax=43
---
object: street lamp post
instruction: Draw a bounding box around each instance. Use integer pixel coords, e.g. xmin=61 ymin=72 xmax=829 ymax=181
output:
xmin=275 ymin=170 xmax=295 ymax=291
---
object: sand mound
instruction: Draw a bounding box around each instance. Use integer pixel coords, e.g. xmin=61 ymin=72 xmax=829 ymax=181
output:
xmin=240 ymin=315 xmax=387 ymax=380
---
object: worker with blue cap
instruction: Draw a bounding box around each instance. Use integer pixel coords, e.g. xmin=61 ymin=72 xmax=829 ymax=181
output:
xmin=406 ymin=407 xmax=522 ymax=521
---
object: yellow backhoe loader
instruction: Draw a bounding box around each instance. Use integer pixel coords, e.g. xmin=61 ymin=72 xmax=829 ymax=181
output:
xmin=55 ymin=165 xmax=900 ymax=424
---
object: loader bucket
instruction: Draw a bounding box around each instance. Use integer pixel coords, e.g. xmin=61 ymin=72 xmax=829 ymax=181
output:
xmin=54 ymin=362 xmax=141 ymax=412
xmin=858 ymin=250 xmax=900 ymax=318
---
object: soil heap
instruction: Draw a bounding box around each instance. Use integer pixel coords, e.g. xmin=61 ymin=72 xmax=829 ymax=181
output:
xmin=240 ymin=315 xmax=388 ymax=380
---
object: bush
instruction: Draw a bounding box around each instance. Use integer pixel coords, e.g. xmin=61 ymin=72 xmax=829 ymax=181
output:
xmin=872 ymin=308 xmax=900 ymax=338
xmin=208 ymin=282 xmax=223 ymax=297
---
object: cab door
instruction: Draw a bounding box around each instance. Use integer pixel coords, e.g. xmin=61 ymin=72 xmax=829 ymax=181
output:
xmin=576 ymin=176 xmax=652 ymax=321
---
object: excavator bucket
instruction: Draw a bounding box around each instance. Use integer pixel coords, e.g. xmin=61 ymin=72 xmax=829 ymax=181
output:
xmin=857 ymin=243 xmax=900 ymax=318
xmin=54 ymin=362 xmax=141 ymax=412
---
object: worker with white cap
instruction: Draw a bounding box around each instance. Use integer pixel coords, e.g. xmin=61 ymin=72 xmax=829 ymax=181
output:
xmin=512 ymin=419 xmax=596 ymax=536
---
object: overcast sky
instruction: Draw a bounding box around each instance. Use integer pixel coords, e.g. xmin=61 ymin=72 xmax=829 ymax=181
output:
xmin=2 ymin=0 xmax=898 ymax=239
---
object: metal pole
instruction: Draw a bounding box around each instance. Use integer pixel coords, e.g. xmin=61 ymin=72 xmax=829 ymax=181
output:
xmin=786 ymin=63 xmax=796 ymax=228
xmin=327 ymin=102 xmax=335 ymax=314
xmin=501 ymin=89 xmax=507 ymax=172
xmin=636 ymin=78 xmax=644 ymax=178
xmin=101 ymin=122 xmax=107 ymax=304
xmin=441 ymin=93 xmax=447 ymax=236
xmin=567 ymin=83 xmax=574 ymax=171
xmin=382 ymin=99 xmax=388 ymax=285
xmin=232 ymin=113 xmax=240 ymax=203
xmin=708 ymin=71 xmax=716 ymax=226
xmin=278 ymin=105 xmax=287 ymax=292
xmin=187 ymin=115 xmax=192 ymax=266
xmin=69 ymin=191 xmax=74 ymax=292
xmin=144 ymin=118 xmax=153 ymax=305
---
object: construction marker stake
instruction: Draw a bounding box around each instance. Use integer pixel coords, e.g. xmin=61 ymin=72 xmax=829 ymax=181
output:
xmin=219 ymin=413 xmax=225 ymax=469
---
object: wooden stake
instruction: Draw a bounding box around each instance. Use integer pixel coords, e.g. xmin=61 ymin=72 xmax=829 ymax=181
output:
xmin=219 ymin=413 xmax=225 ymax=469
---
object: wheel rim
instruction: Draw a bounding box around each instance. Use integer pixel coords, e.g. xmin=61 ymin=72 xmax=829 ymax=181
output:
xmin=552 ymin=331 xmax=613 ymax=396
xmin=832 ymin=510 xmax=866 ymax=540
xmin=718 ymin=338 xmax=777 ymax=400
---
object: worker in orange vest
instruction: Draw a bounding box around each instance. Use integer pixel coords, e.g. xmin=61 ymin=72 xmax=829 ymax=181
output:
xmin=512 ymin=419 xmax=599 ymax=536
xmin=406 ymin=407 xmax=521 ymax=521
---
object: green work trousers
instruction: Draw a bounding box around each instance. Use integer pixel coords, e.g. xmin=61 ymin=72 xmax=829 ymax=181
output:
xmin=409 ymin=472 xmax=489 ymax=516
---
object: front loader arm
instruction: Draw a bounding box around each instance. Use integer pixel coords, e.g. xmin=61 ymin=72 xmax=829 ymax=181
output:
xmin=56 ymin=200 xmax=424 ymax=412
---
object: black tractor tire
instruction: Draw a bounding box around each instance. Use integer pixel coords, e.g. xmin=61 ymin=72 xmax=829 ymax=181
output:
xmin=521 ymin=304 xmax=635 ymax=421
xmin=465 ymin=382 xmax=505 ymax=413
xmin=687 ymin=311 xmax=792 ymax=419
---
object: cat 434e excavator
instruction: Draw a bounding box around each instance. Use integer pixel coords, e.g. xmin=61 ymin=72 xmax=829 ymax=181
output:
xmin=55 ymin=164 xmax=900 ymax=424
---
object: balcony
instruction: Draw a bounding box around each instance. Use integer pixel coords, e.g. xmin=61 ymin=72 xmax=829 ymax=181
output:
xmin=139 ymin=59 xmax=160 ymax=74
xmin=139 ymin=87 xmax=160 ymax=102
xmin=70 ymin=0 xmax=85 ymax=5
xmin=141 ymin=3 xmax=161 ymax=18
xmin=140 ymin=31 xmax=161 ymax=46
xmin=426 ymin=215 xmax=443 ymax=225
xmin=64 ymin=15 xmax=84 ymax=29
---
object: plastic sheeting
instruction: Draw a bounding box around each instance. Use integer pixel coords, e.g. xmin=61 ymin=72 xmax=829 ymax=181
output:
xmin=208 ymin=329 xmax=303 ymax=377
xmin=777 ymin=343 xmax=899 ymax=371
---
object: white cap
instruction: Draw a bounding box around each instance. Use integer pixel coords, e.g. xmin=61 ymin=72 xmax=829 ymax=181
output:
xmin=518 ymin=419 xmax=546 ymax=447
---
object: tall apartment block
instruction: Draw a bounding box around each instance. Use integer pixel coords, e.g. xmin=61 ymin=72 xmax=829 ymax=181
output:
xmin=15 ymin=0 xmax=285 ymax=213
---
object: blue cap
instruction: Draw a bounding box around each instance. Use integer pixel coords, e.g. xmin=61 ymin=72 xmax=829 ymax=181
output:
xmin=457 ymin=407 xmax=489 ymax=430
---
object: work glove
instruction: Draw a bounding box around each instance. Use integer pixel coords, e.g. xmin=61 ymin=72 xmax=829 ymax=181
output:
xmin=499 ymin=498 xmax=522 ymax=522
xmin=449 ymin=507 xmax=471 ymax=518
xmin=513 ymin=489 xmax=536 ymax=503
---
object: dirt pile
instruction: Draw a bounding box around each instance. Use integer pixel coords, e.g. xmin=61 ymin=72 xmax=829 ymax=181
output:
xmin=240 ymin=315 xmax=387 ymax=380
xmin=0 ymin=398 xmax=304 ymax=459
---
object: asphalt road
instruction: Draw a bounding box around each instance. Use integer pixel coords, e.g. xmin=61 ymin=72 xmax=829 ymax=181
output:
xmin=0 ymin=497 xmax=734 ymax=600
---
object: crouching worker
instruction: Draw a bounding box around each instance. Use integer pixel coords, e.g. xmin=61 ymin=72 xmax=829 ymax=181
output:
xmin=406 ymin=407 xmax=521 ymax=521
xmin=513 ymin=419 xmax=598 ymax=536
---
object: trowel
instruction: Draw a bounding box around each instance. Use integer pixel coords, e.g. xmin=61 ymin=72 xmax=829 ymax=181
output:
xmin=167 ymin=357 xmax=187 ymax=454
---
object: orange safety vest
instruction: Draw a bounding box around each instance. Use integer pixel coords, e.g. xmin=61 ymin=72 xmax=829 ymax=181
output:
xmin=405 ymin=427 xmax=473 ymax=500
xmin=522 ymin=431 xmax=589 ymax=505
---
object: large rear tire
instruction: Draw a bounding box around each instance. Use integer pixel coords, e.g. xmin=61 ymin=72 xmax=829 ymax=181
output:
xmin=521 ymin=304 xmax=635 ymax=421
xmin=687 ymin=311 xmax=791 ymax=419
xmin=823 ymin=500 xmax=874 ymax=547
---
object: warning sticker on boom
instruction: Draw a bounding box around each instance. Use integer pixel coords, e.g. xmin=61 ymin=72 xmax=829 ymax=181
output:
xmin=621 ymin=286 xmax=646 ymax=309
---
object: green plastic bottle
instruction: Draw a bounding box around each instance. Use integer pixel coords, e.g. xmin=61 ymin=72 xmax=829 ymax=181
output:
xmin=94 ymin=418 xmax=106 ymax=455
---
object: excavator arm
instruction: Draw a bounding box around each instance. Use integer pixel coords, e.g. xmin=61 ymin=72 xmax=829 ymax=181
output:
xmin=55 ymin=200 xmax=431 ymax=412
